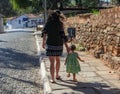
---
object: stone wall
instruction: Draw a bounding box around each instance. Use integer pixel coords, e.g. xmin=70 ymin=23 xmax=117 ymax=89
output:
xmin=66 ymin=7 xmax=120 ymax=73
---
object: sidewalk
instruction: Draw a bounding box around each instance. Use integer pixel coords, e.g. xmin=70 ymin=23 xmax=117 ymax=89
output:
xmin=35 ymin=32 xmax=120 ymax=94
xmin=44 ymin=50 xmax=120 ymax=94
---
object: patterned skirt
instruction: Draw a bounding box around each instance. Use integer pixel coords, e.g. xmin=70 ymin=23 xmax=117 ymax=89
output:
xmin=46 ymin=45 xmax=63 ymax=56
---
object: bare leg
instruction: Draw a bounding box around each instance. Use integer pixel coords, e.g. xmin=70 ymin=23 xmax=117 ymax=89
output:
xmin=55 ymin=56 xmax=60 ymax=78
xmin=67 ymin=73 xmax=70 ymax=77
xmin=73 ymin=73 xmax=77 ymax=82
xmin=49 ymin=56 xmax=55 ymax=81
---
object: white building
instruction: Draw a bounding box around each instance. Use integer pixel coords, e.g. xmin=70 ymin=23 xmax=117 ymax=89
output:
xmin=0 ymin=14 xmax=4 ymax=33
xmin=6 ymin=14 xmax=44 ymax=29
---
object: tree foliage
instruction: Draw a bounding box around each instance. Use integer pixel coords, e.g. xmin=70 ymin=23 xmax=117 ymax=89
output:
xmin=1 ymin=0 xmax=119 ymax=17
xmin=81 ymin=0 xmax=99 ymax=7
xmin=75 ymin=0 xmax=82 ymax=7
xmin=111 ymin=0 xmax=120 ymax=5
xmin=0 ymin=0 xmax=16 ymax=17
xmin=9 ymin=0 xmax=31 ymax=10
xmin=9 ymin=0 xmax=44 ymax=14
xmin=9 ymin=0 xmax=100 ymax=11
xmin=9 ymin=0 xmax=120 ymax=15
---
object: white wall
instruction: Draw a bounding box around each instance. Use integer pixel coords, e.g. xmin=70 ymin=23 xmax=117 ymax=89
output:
xmin=27 ymin=18 xmax=43 ymax=27
xmin=6 ymin=15 xmax=44 ymax=29
xmin=6 ymin=15 xmax=28 ymax=29
xmin=11 ymin=15 xmax=27 ymax=28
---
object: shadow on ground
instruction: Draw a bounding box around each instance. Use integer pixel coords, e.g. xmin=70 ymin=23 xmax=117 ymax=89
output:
xmin=0 ymin=72 xmax=40 ymax=87
xmin=0 ymin=40 xmax=7 ymax=42
xmin=0 ymin=48 xmax=39 ymax=70
xmin=0 ymin=72 xmax=42 ymax=93
xmin=52 ymin=79 xmax=120 ymax=94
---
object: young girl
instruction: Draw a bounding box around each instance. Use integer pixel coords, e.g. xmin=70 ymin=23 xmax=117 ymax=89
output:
xmin=65 ymin=45 xmax=84 ymax=82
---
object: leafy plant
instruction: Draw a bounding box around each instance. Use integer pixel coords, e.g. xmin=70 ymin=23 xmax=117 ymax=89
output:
xmin=91 ymin=9 xmax=99 ymax=15
xmin=76 ymin=44 xmax=85 ymax=51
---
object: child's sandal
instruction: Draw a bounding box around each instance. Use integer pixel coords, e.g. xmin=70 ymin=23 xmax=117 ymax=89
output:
xmin=67 ymin=73 xmax=70 ymax=77
xmin=73 ymin=79 xmax=78 ymax=82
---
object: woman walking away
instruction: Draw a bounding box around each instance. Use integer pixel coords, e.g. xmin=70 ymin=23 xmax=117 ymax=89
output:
xmin=42 ymin=10 xmax=69 ymax=83
xmin=65 ymin=45 xmax=85 ymax=82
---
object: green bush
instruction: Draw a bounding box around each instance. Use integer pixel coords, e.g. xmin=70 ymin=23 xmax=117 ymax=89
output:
xmin=91 ymin=9 xmax=99 ymax=15
xmin=76 ymin=44 xmax=85 ymax=51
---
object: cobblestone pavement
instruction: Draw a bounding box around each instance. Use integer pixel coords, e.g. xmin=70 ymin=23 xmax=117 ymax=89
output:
xmin=40 ymin=42 xmax=120 ymax=94
xmin=33 ymin=33 xmax=120 ymax=94
xmin=0 ymin=31 xmax=42 ymax=94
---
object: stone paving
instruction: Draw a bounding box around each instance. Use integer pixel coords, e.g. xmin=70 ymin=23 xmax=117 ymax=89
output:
xmin=0 ymin=31 xmax=42 ymax=94
xmin=40 ymin=42 xmax=120 ymax=94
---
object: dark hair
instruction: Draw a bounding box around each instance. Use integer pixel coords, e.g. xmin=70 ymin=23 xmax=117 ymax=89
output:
xmin=70 ymin=45 xmax=76 ymax=50
xmin=47 ymin=12 xmax=60 ymax=22
xmin=52 ymin=12 xmax=59 ymax=20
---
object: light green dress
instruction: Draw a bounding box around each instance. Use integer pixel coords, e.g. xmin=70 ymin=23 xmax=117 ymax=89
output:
xmin=66 ymin=52 xmax=81 ymax=73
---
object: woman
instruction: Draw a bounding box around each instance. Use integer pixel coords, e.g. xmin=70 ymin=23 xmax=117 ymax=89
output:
xmin=42 ymin=11 xmax=69 ymax=83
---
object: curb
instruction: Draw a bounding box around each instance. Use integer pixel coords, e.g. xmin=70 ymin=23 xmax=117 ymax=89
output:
xmin=34 ymin=32 xmax=52 ymax=94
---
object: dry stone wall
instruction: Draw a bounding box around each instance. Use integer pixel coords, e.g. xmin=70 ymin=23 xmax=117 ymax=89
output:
xmin=67 ymin=7 xmax=120 ymax=73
